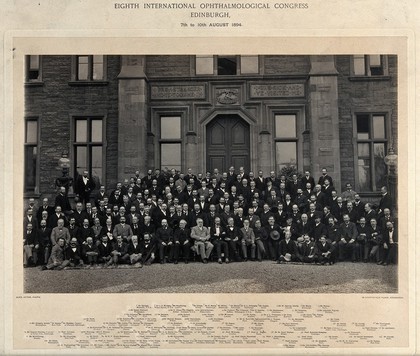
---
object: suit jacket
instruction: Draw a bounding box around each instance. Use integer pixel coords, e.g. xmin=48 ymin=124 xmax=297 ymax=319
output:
xmin=37 ymin=227 xmax=52 ymax=246
xmin=378 ymin=193 xmax=393 ymax=213
xmin=36 ymin=205 xmax=54 ymax=223
xmin=240 ymin=227 xmax=255 ymax=243
xmin=339 ymin=222 xmax=358 ymax=241
xmin=65 ymin=244 xmax=83 ymax=262
xmin=190 ymin=225 xmax=210 ymax=242
xmin=55 ymin=193 xmax=72 ymax=212
xmin=128 ymin=241 xmax=143 ymax=254
xmin=112 ymin=241 xmax=129 ymax=255
xmin=97 ymin=242 xmax=113 ymax=257
xmin=50 ymin=226 xmax=71 ymax=245
xmin=382 ymin=228 xmax=398 ymax=245
xmin=313 ymin=222 xmax=328 ymax=241
xmin=173 ymin=227 xmax=191 ymax=245
xmin=71 ymin=210 xmax=89 ymax=227
xmin=318 ymin=174 xmax=333 ymax=187
xmin=24 ymin=216 xmax=39 ymax=230
xmin=299 ymin=241 xmax=316 ymax=257
xmin=113 ymin=224 xmax=133 ymax=240
xmin=301 ymin=176 xmax=315 ymax=190
xmin=279 ymin=239 xmax=298 ymax=256
xmin=24 ymin=229 xmax=39 ymax=246
xmin=210 ymin=225 xmax=226 ymax=241
xmin=74 ymin=175 xmax=96 ymax=196
xmin=155 ymin=226 xmax=174 ymax=244
xmin=48 ymin=213 xmax=68 ymax=229
xmin=82 ymin=243 xmax=99 ymax=258
xmin=265 ymin=223 xmax=282 ymax=240
xmin=48 ymin=244 xmax=65 ymax=264
xmin=296 ymin=221 xmax=314 ymax=238
xmin=315 ymin=241 xmax=332 ymax=256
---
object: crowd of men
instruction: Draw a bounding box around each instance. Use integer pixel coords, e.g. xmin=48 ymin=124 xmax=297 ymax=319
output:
xmin=23 ymin=167 xmax=398 ymax=270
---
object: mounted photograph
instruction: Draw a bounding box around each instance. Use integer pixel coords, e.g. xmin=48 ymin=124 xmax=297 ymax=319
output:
xmin=22 ymin=54 xmax=398 ymax=293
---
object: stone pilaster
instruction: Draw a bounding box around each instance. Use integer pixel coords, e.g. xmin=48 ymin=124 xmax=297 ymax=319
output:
xmin=258 ymin=131 xmax=271 ymax=174
xmin=117 ymin=56 xmax=148 ymax=179
xmin=308 ymin=56 xmax=341 ymax=192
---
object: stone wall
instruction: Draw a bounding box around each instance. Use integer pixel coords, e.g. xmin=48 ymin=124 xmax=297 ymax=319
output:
xmin=24 ymin=55 xmax=120 ymax=198
xmin=336 ymin=55 xmax=398 ymax=192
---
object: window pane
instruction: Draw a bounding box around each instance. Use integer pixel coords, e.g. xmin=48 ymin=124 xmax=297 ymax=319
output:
xmin=240 ymin=55 xmax=259 ymax=74
xmin=26 ymin=120 xmax=38 ymax=143
xmin=91 ymin=146 xmax=103 ymax=186
xmin=353 ymin=55 xmax=366 ymax=75
xmin=374 ymin=143 xmax=387 ymax=191
xmin=28 ymin=56 xmax=40 ymax=80
xmin=356 ymin=114 xmax=370 ymax=139
xmin=275 ymin=114 xmax=296 ymax=137
xmin=29 ymin=55 xmax=40 ymax=70
xmin=75 ymin=146 xmax=87 ymax=175
xmin=91 ymin=119 xmax=103 ymax=142
xmin=76 ymin=119 xmax=87 ymax=142
xmin=93 ymin=55 xmax=104 ymax=80
xmin=24 ymin=146 xmax=37 ymax=192
xmin=275 ymin=142 xmax=297 ymax=171
xmin=217 ymin=56 xmax=237 ymax=75
xmin=77 ymin=56 xmax=89 ymax=80
xmin=357 ymin=143 xmax=371 ymax=191
xmin=161 ymin=143 xmax=181 ymax=171
xmin=373 ymin=115 xmax=385 ymax=138
xmin=369 ymin=55 xmax=381 ymax=66
xmin=196 ymin=55 xmax=214 ymax=75
xmin=161 ymin=116 xmax=181 ymax=139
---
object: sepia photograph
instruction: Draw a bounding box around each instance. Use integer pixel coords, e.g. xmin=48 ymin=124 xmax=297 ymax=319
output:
xmin=22 ymin=53 xmax=399 ymax=294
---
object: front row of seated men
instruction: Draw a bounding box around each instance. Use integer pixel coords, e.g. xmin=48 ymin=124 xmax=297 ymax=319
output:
xmin=24 ymin=213 xmax=398 ymax=269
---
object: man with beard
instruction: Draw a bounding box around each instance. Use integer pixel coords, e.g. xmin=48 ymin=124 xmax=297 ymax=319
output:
xmin=265 ymin=216 xmax=282 ymax=261
xmin=210 ymin=217 xmax=229 ymax=264
xmin=190 ymin=218 xmax=213 ymax=263
xmin=173 ymin=219 xmax=192 ymax=264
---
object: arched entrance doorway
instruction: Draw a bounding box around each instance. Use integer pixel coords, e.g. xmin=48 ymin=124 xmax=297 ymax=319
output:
xmin=206 ymin=114 xmax=250 ymax=173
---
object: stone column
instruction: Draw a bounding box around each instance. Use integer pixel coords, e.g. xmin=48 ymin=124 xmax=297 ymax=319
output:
xmin=308 ymin=56 xmax=342 ymax=192
xmin=117 ymin=56 xmax=148 ymax=180
xmin=258 ymin=131 xmax=271 ymax=174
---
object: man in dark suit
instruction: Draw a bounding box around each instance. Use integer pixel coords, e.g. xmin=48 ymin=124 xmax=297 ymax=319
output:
xmin=315 ymin=235 xmax=333 ymax=264
xmin=265 ymin=216 xmax=282 ymax=261
xmin=74 ymin=170 xmax=96 ymax=205
xmin=97 ymin=235 xmax=113 ymax=265
xmin=55 ymin=186 xmax=73 ymax=215
xmin=318 ymin=168 xmax=334 ymax=187
xmin=380 ymin=221 xmax=398 ymax=265
xmin=378 ymin=186 xmax=393 ymax=216
xmin=36 ymin=197 xmax=55 ymax=223
xmin=210 ymin=217 xmax=229 ymax=263
xmin=23 ymin=223 xmax=39 ymax=267
xmin=277 ymin=230 xmax=298 ymax=263
xmin=110 ymin=235 xmax=130 ymax=267
xmin=338 ymin=214 xmax=358 ymax=261
xmin=65 ymin=237 xmax=84 ymax=267
xmin=94 ymin=185 xmax=108 ymax=208
xmin=173 ymin=220 xmax=192 ymax=263
xmin=155 ymin=219 xmax=174 ymax=263
xmin=301 ymin=171 xmax=316 ymax=190
xmin=37 ymin=219 xmax=52 ymax=265
xmin=128 ymin=235 xmax=143 ymax=267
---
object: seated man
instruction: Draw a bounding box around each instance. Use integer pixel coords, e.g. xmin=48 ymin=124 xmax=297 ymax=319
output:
xmin=110 ymin=235 xmax=130 ymax=268
xmin=65 ymin=237 xmax=84 ymax=268
xmin=97 ymin=235 xmax=113 ymax=266
xmin=141 ymin=233 xmax=157 ymax=265
xmin=37 ymin=219 xmax=52 ymax=265
xmin=50 ymin=219 xmax=71 ymax=246
xmin=297 ymin=234 xmax=316 ymax=263
xmin=190 ymin=218 xmax=213 ymax=263
xmin=240 ymin=219 xmax=256 ymax=261
xmin=380 ymin=221 xmax=398 ymax=266
xmin=315 ymin=235 xmax=333 ymax=265
xmin=277 ymin=230 xmax=298 ymax=263
xmin=128 ymin=235 xmax=143 ymax=267
xmin=155 ymin=219 xmax=174 ymax=264
xmin=210 ymin=217 xmax=229 ymax=264
xmin=224 ymin=217 xmax=242 ymax=262
xmin=253 ymin=219 xmax=267 ymax=261
xmin=367 ymin=218 xmax=383 ymax=263
xmin=113 ymin=216 xmax=133 ymax=243
xmin=42 ymin=236 xmax=69 ymax=270
xmin=83 ymin=236 xmax=99 ymax=266
xmin=173 ymin=220 xmax=192 ymax=264
xmin=265 ymin=216 xmax=282 ymax=261
xmin=23 ymin=223 xmax=39 ymax=267
xmin=338 ymin=214 xmax=358 ymax=262
xmin=356 ymin=217 xmax=369 ymax=262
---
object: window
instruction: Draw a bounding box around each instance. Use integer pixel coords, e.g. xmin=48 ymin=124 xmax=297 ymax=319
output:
xmin=24 ymin=118 xmax=39 ymax=193
xmin=25 ymin=55 xmax=42 ymax=82
xmin=76 ymin=55 xmax=105 ymax=81
xmin=356 ymin=114 xmax=388 ymax=192
xmin=195 ymin=55 xmax=259 ymax=75
xmin=217 ymin=56 xmax=237 ymax=75
xmin=240 ymin=56 xmax=259 ymax=74
xmin=353 ymin=55 xmax=388 ymax=76
xmin=274 ymin=114 xmax=298 ymax=171
xmin=73 ymin=118 xmax=104 ymax=186
xmin=160 ymin=116 xmax=182 ymax=171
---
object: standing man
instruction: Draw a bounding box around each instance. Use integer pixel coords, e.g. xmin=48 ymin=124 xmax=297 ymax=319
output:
xmin=75 ymin=170 xmax=96 ymax=205
xmin=318 ymin=168 xmax=333 ymax=187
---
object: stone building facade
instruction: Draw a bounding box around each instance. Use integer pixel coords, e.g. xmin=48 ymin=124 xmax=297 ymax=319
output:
xmin=24 ymin=54 xmax=397 ymax=200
